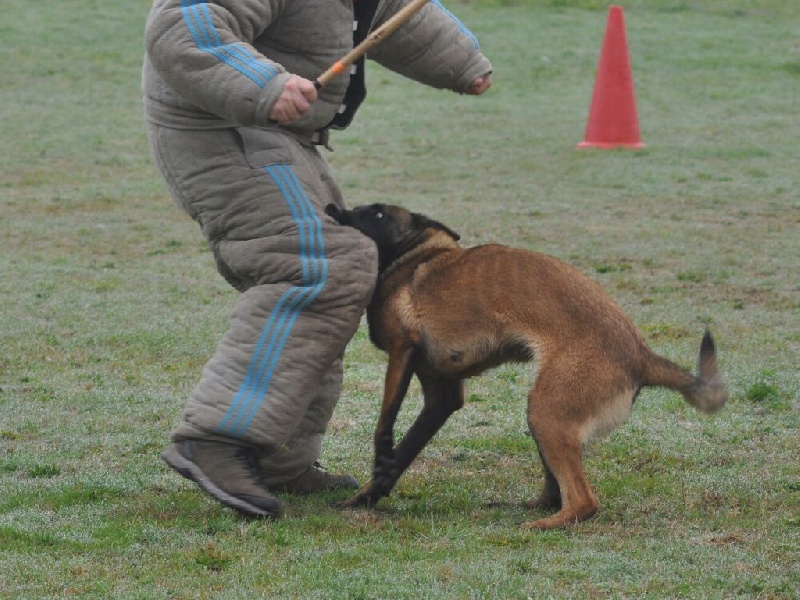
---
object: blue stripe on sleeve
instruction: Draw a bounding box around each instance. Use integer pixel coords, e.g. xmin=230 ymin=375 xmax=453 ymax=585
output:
xmin=180 ymin=0 xmax=278 ymax=88
xmin=432 ymin=0 xmax=480 ymax=49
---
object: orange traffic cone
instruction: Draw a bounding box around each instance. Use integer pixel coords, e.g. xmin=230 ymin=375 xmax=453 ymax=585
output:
xmin=578 ymin=6 xmax=645 ymax=149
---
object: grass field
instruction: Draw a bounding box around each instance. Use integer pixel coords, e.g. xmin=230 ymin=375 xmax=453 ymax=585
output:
xmin=1 ymin=0 xmax=798 ymax=598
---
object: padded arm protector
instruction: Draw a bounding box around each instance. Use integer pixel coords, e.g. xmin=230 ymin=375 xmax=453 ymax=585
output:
xmin=368 ymin=0 xmax=492 ymax=92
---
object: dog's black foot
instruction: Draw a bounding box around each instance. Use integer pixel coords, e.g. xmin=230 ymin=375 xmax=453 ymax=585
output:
xmin=336 ymin=476 xmax=390 ymax=508
xmin=337 ymin=490 xmax=377 ymax=509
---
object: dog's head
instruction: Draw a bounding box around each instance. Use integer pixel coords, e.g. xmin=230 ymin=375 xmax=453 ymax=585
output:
xmin=325 ymin=203 xmax=460 ymax=271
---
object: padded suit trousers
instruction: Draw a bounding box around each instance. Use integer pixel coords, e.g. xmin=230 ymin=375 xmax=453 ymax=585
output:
xmin=147 ymin=123 xmax=378 ymax=484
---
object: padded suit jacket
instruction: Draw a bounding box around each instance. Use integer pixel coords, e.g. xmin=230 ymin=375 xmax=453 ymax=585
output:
xmin=142 ymin=0 xmax=493 ymax=134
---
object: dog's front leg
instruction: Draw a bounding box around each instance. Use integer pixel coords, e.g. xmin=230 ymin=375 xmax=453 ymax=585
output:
xmin=340 ymin=344 xmax=417 ymax=507
xmin=389 ymin=372 xmax=464 ymax=477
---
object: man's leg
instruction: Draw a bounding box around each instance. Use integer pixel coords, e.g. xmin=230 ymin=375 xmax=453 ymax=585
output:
xmin=258 ymin=356 xmax=359 ymax=493
xmin=150 ymin=125 xmax=377 ymax=516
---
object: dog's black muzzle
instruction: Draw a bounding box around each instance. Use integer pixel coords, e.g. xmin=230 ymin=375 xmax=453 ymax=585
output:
xmin=325 ymin=203 xmax=349 ymax=225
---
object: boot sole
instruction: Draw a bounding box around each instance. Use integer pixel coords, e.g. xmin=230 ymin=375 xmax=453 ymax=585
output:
xmin=161 ymin=444 xmax=282 ymax=519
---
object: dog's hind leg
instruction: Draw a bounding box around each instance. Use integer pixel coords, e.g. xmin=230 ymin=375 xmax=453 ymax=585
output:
xmin=522 ymin=372 xmax=599 ymax=529
xmin=524 ymin=453 xmax=562 ymax=510
xmin=523 ymin=425 xmax=597 ymax=529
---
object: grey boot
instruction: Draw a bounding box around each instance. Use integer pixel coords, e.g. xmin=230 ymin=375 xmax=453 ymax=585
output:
xmin=162 ymin=440 xmax=282 ymax=519
xmin=269 ymin=462 xmax=358 ymax=495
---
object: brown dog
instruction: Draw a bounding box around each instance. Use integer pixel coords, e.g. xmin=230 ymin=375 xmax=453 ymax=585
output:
xmin=325 ymin=203 xmax=727 ymax=529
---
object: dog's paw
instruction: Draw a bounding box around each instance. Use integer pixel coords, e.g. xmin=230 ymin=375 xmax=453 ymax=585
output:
xmin=337 ymin=495 xmax=368 ymax=508
xmin=337 ymin=491 xmax=376 ymax=509
xmin=336 ymin=481 xmax=380 ymax=508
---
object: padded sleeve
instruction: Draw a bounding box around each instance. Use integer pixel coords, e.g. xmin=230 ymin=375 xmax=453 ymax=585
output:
xmin=144 ymin=0 xmax=291 ymax=126
xmin=367 ymin=0 xmax=492 ymax=92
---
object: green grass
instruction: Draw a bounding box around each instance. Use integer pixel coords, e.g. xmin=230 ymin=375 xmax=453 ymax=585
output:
xmin=1 ymin=0 xmax=798 ymax=597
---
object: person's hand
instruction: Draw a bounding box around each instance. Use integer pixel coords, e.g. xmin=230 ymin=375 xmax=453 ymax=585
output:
xmin=269 ymin=75 xmax=318 ymax=124
xmin=464 ymin=73 xmax=493 ymax=95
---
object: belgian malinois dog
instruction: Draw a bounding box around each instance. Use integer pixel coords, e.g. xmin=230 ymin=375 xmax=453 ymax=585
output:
xmin=325 ymin=203 xmax=726 ymax=529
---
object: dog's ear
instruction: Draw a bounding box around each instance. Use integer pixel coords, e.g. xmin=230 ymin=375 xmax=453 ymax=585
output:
xmin=411 ymin=213 xmax=461 ymax=242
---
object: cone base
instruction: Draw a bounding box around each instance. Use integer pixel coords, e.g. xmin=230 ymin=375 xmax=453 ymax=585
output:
xmin=577 ymin=141 xmax=646 ymax=149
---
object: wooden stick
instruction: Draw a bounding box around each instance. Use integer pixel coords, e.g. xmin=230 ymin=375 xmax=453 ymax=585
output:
xmin=315 ymin=0 xmax=430 ymax=90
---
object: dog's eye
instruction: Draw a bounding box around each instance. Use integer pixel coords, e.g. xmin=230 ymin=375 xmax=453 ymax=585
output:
xmin=375 ymin=211 xmax=384 ymax=220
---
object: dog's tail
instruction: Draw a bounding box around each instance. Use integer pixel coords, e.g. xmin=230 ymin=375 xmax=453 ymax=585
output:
xmin=641 ymin=329 xmax=727 ymax=414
